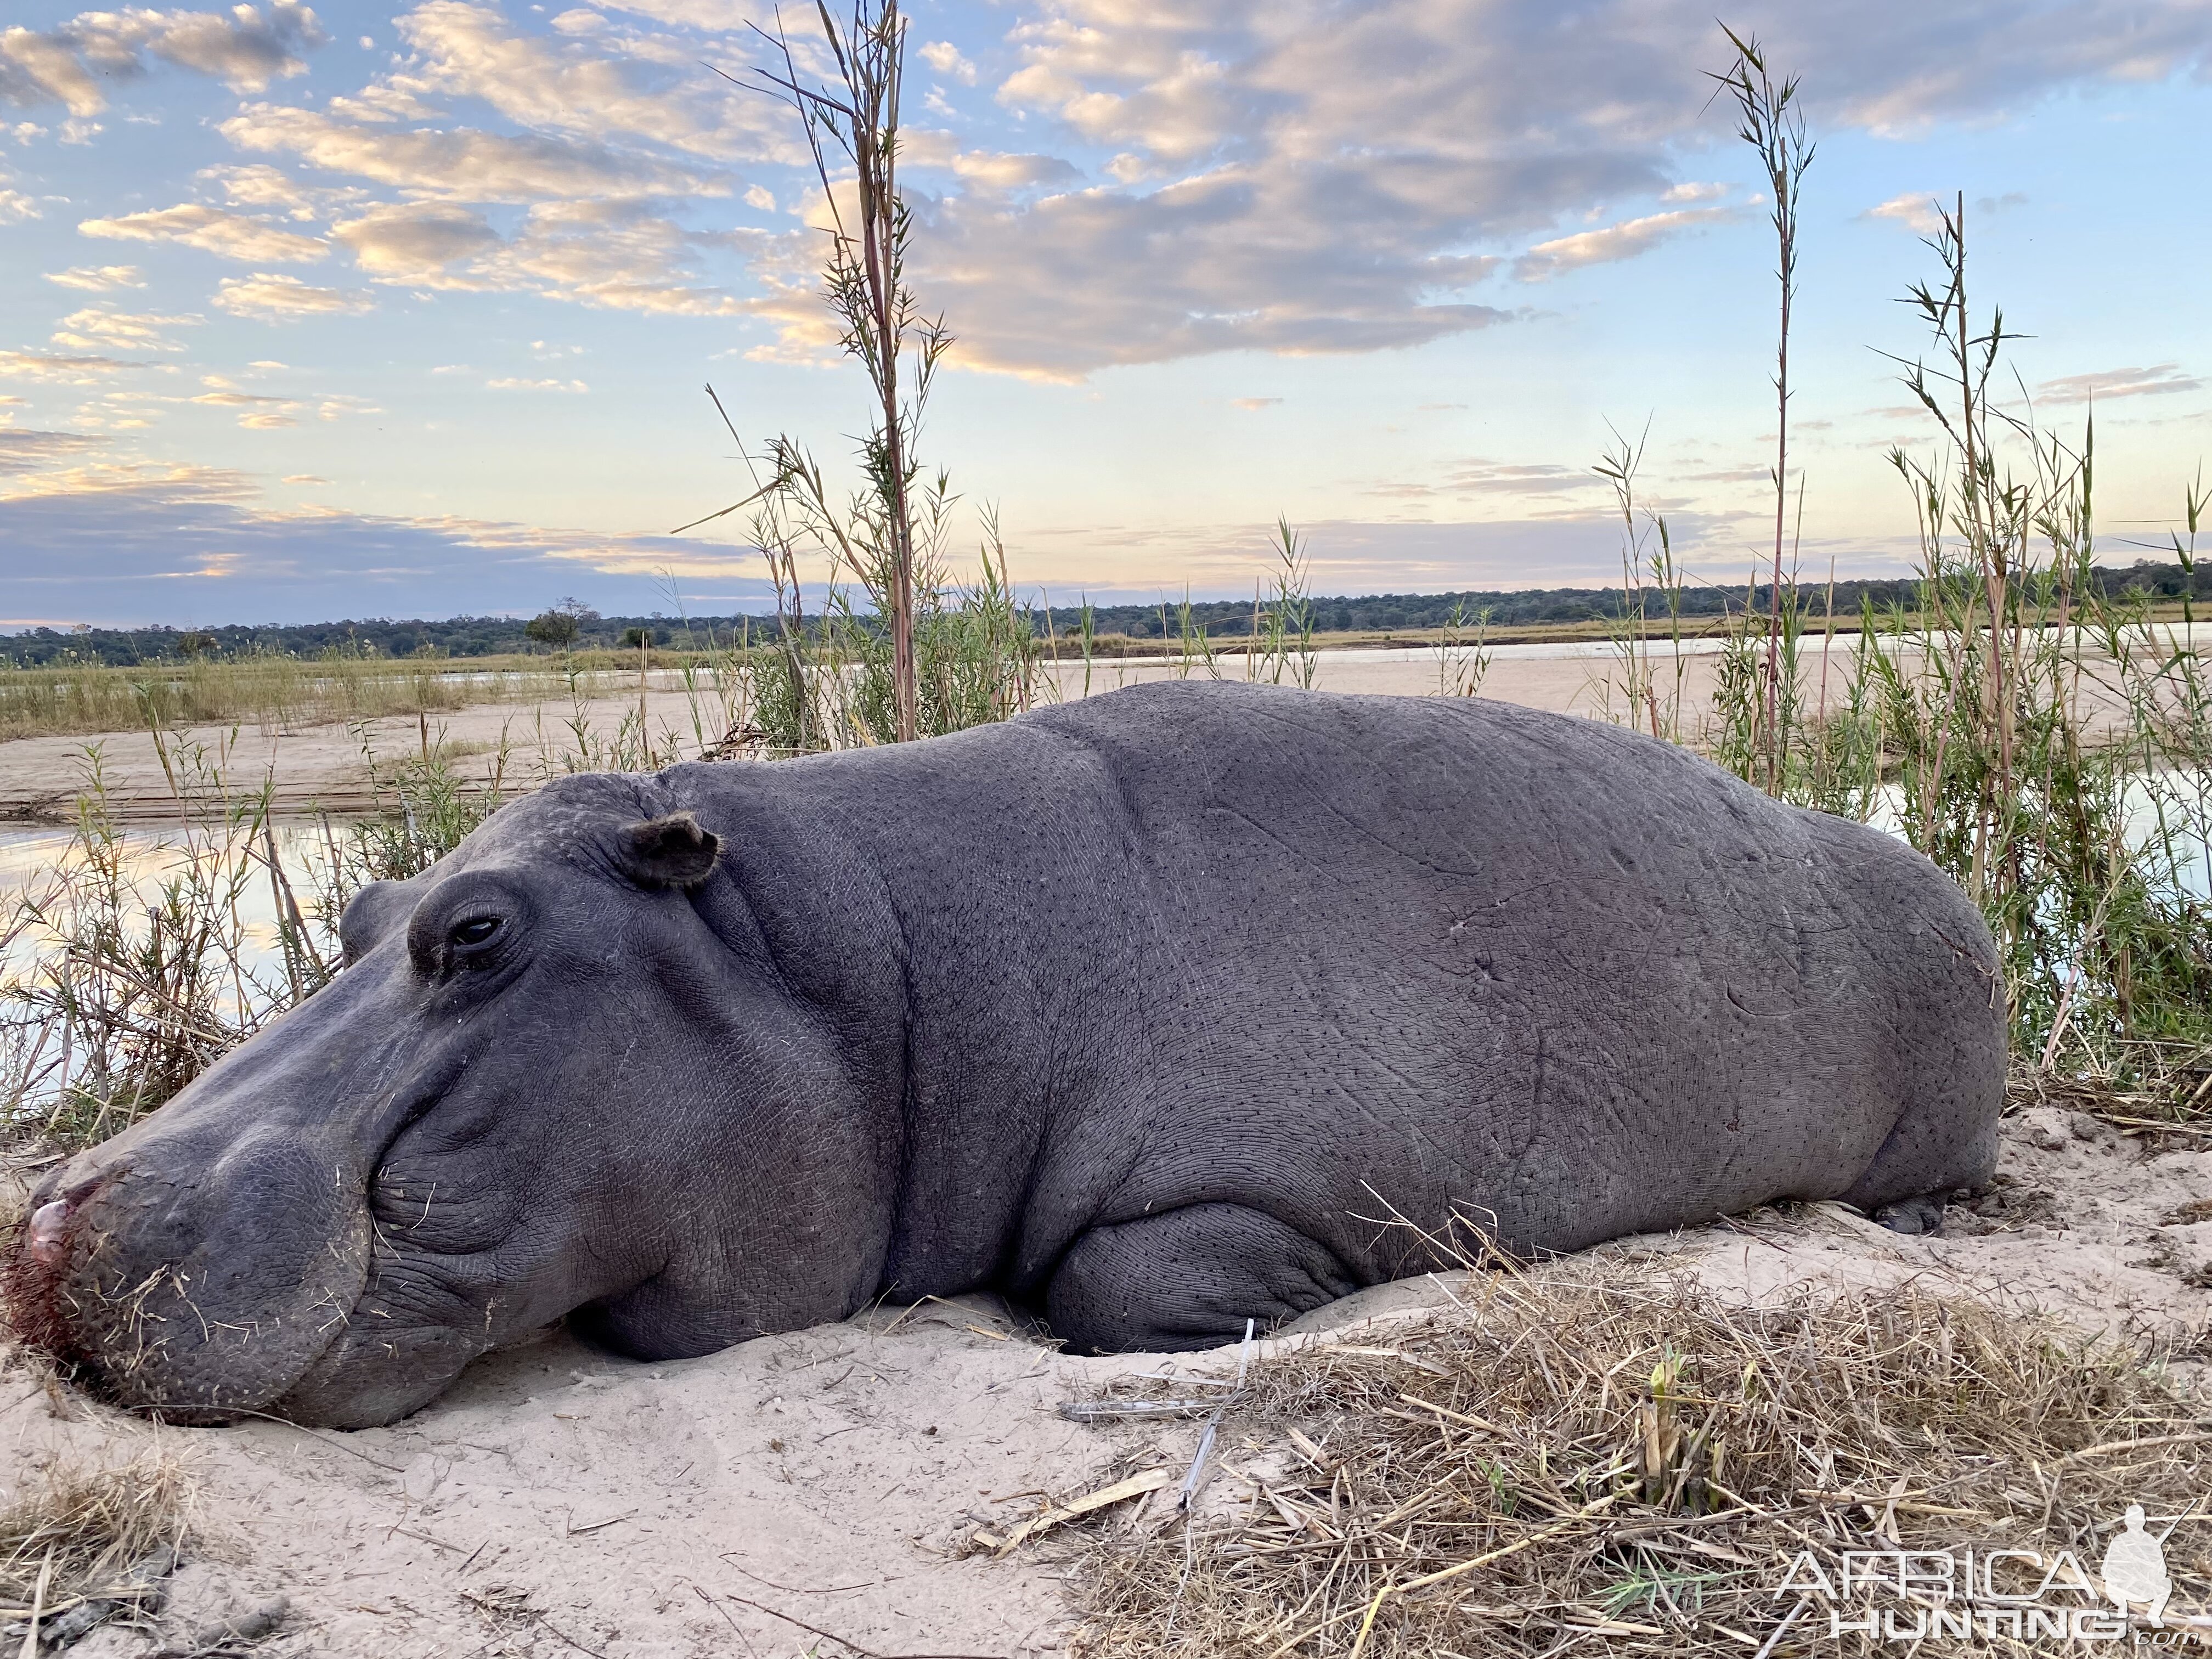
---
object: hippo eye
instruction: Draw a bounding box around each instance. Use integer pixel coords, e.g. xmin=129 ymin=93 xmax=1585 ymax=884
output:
xmin=449 ymin=916 xmax=502 ymax=950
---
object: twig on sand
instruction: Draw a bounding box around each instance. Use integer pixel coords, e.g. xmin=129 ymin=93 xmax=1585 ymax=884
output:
xmin=693 ymin=1585 xmax=759 ymax=1658
xmin=1177 ymin=1319 xmax=1255 ymax=1517
xmin=716 ymin=1558 xmax=887 ymax=1595
xmin=1058 ymin=1400 xmax=1220 ymax=1423
xmin=711 ymin=1589 xmax=1005 ymax=1659
xmin=977 ymin=1470 xmax=1172 ymax=1555
xmin=222 ymin=1408 xmax=405 ymax=1473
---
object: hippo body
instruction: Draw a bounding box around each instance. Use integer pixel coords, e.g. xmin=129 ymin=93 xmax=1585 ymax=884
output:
xmin=15 ymin=682 xmax=2004 ymax=1426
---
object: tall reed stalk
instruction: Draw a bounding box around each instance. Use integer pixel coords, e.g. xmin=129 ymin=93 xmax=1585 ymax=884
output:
xmin=690 ymin=0 xmax=944 ymax=742
xmin=676 ymin=0 xmax=1044 ymax=753
xmin=1714 ymin=29 xmax=1814 ymax=791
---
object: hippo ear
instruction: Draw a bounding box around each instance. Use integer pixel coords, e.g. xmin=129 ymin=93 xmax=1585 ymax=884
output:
xmin=338 ymin=879 xmax=415 ymax=966
xmin=617 ymin=811 xmax=721 ymax=889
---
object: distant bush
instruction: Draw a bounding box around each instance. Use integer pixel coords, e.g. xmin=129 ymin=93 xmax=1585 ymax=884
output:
xmin=523 ymin=609 xmax=581 ymax=650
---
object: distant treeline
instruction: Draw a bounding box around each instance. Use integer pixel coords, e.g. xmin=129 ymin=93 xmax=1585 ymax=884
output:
xmin=5 ymin=558 xmax=2203 ymax=667
xmin=1071 ymin=557 xmax=2209 ymax=637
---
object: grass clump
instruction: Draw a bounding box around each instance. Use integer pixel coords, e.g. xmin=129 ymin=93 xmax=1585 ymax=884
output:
xmin=0 ymin=647 xmax=566 ymax=744
xmin=1074 ymin=1263 xmax=2210 ymax=1657
xmin=0 ymin=1445 xmax=188 ymax=1646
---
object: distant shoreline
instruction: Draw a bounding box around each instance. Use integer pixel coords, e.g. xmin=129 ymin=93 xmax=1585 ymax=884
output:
xmin=3 ymin=555 xmax=2205 ymax=665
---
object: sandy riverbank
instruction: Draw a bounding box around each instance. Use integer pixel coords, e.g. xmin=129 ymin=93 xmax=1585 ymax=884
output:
xmin=2 ymin=1103 xmax=2206 ymax=1658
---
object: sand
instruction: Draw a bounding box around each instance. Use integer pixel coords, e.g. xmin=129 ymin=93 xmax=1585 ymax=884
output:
xmin=1 ymin=1104 xmax=2207 ymax=1658
xmin=0 ymin=643 xmax=1762 ymax=825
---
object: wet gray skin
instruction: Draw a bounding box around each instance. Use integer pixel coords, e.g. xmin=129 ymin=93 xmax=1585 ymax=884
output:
xmin=13 ymin=683 xmax=2005 ymax=1428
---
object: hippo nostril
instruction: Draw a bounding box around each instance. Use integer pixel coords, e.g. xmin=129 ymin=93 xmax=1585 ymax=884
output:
xmin=26 ymin=1200 xmax=72 ymax=1268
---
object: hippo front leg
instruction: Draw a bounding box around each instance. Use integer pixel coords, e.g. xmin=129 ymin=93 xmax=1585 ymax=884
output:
xmin=1043 ymin=1204 xmax=1359 ymax=1353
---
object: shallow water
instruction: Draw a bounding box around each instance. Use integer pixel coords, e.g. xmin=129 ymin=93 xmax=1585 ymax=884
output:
xmin=0 ymin=819 xmax=343 ymax=983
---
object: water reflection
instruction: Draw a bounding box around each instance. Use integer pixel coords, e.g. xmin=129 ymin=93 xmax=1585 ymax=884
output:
xmin=1 ymin=820 xmax=344 ymax=982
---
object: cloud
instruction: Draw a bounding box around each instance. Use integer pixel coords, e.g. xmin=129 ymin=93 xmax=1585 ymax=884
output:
xmin=0 ymin=431 xmax=776 ymax=625
xmin=201 ymin=161 xmax=368 ymax=221
xmin=921 ymin=41 xmax=978 ymax=84
xmin=486 ymin=376 xmax=589 ymax=391
xmin=748 ymin=173 xmax=1515 ymax=378
xmin=1864 ymin=191 xmax=2023 ymax=237
xmin=1369 ymin=459 xmax=1605 ymax=503
xmin=30 ymin=0 xmax=2194 ymax=401
xmin=1229 ymin=397 xmax=1283 ymax=411
xmin=933 ymin=0 xmax=2212 ymax=377
xmin=0 ymin=188 xmax=37 ymax=222
xmin=489 ymin=197 xmax=743 ymax=315
xmin=328 ymin=197 xmax=740 ymax=316
xmin=0 ymin=426 xmax=103 ymax=473
xmin=950 ymin=150 xmax=1082 ymax=194
xmin=50 ymin=307 xmax=205 ymax=352
xmin=0 ymin=347 xmax=145 ymax=384
xmin=582 ymin=0 xmax=751 ymax=30
xmin=382 ymin=1 xmax=786 ymax=163
xmin=189 ymin=387 xmax=303 ymax=427
xmin=45 ymin=263 xmax=145 ymax=291
xmin=314 ymin=394 xmax=378 ymax=420
xmin=331 ymin=200 xmax=501 ymax=281
xmin=212 ymin=273 xmax=375 ymax=318
xmin=79 ymin=202 xmax=328 ymax=263
xmin=1513 ymin=206 xmax=1740 ymax=280
xmin=221 ymin=103 xmax=718 ymax=204
xmin=281 ymin=472 xmax=329 ymax=483
xmin=2035 ymin=363 xmax=2204 ymax=404
xmin=1864 ymin=192 xmax=1946 ymax=234
xmin=0 ymin=2 xmax=328 ymax=117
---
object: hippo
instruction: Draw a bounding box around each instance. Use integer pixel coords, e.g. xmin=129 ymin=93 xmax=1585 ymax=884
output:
xmin=9 ymin=681 xmax=2003 ymax=1427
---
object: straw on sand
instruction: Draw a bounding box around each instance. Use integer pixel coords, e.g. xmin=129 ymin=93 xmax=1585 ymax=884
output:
xmin=1070 ymin=1260 xmax=2210 ymax=1657
xmin=0 ymin=1445 xmax=187 ymax=1645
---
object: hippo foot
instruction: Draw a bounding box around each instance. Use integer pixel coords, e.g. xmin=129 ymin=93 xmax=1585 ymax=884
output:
xmin=1873 ymin=1194 xmax=1946 ymax=1237
xmin=1045 ymin=1202 xmax=1358 ymax=1353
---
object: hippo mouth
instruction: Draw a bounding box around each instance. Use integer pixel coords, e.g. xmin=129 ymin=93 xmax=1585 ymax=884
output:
xmin=4 ymin=1143 xmax=381 ymax=1426
xmin=3 ymin=1179 xmax=114 ymax=1376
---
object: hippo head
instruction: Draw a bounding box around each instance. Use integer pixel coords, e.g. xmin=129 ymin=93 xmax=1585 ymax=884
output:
xmin=7 ymin=774 xmax=894 ymax=1428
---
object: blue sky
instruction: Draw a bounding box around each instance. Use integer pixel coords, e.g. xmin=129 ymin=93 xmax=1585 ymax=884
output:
xmin=1 ymin=0 xmax=2208 ymax=627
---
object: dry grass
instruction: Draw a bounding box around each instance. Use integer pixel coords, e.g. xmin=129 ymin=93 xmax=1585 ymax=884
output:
xmin=0 ymin=652 xmax=580 ymax=743
xmin=0 ymin=1444 xmax=188 ymax=1643
xmin=1071 ymin=1262 xmax=2211 ymax=1657
xmin=2012 ymin=1051 xmax=2212 ymax=1144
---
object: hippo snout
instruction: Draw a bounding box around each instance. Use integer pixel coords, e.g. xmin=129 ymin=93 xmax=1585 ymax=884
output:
xmin=5 ymin=1130 xmax=375 ymax=1423
xmin=5 ymin=1182 xmax=100 ymax=1365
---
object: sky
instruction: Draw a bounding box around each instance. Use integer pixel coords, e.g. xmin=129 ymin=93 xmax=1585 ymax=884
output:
xmin=1 ymin=0 xmax=2209 ymax=628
